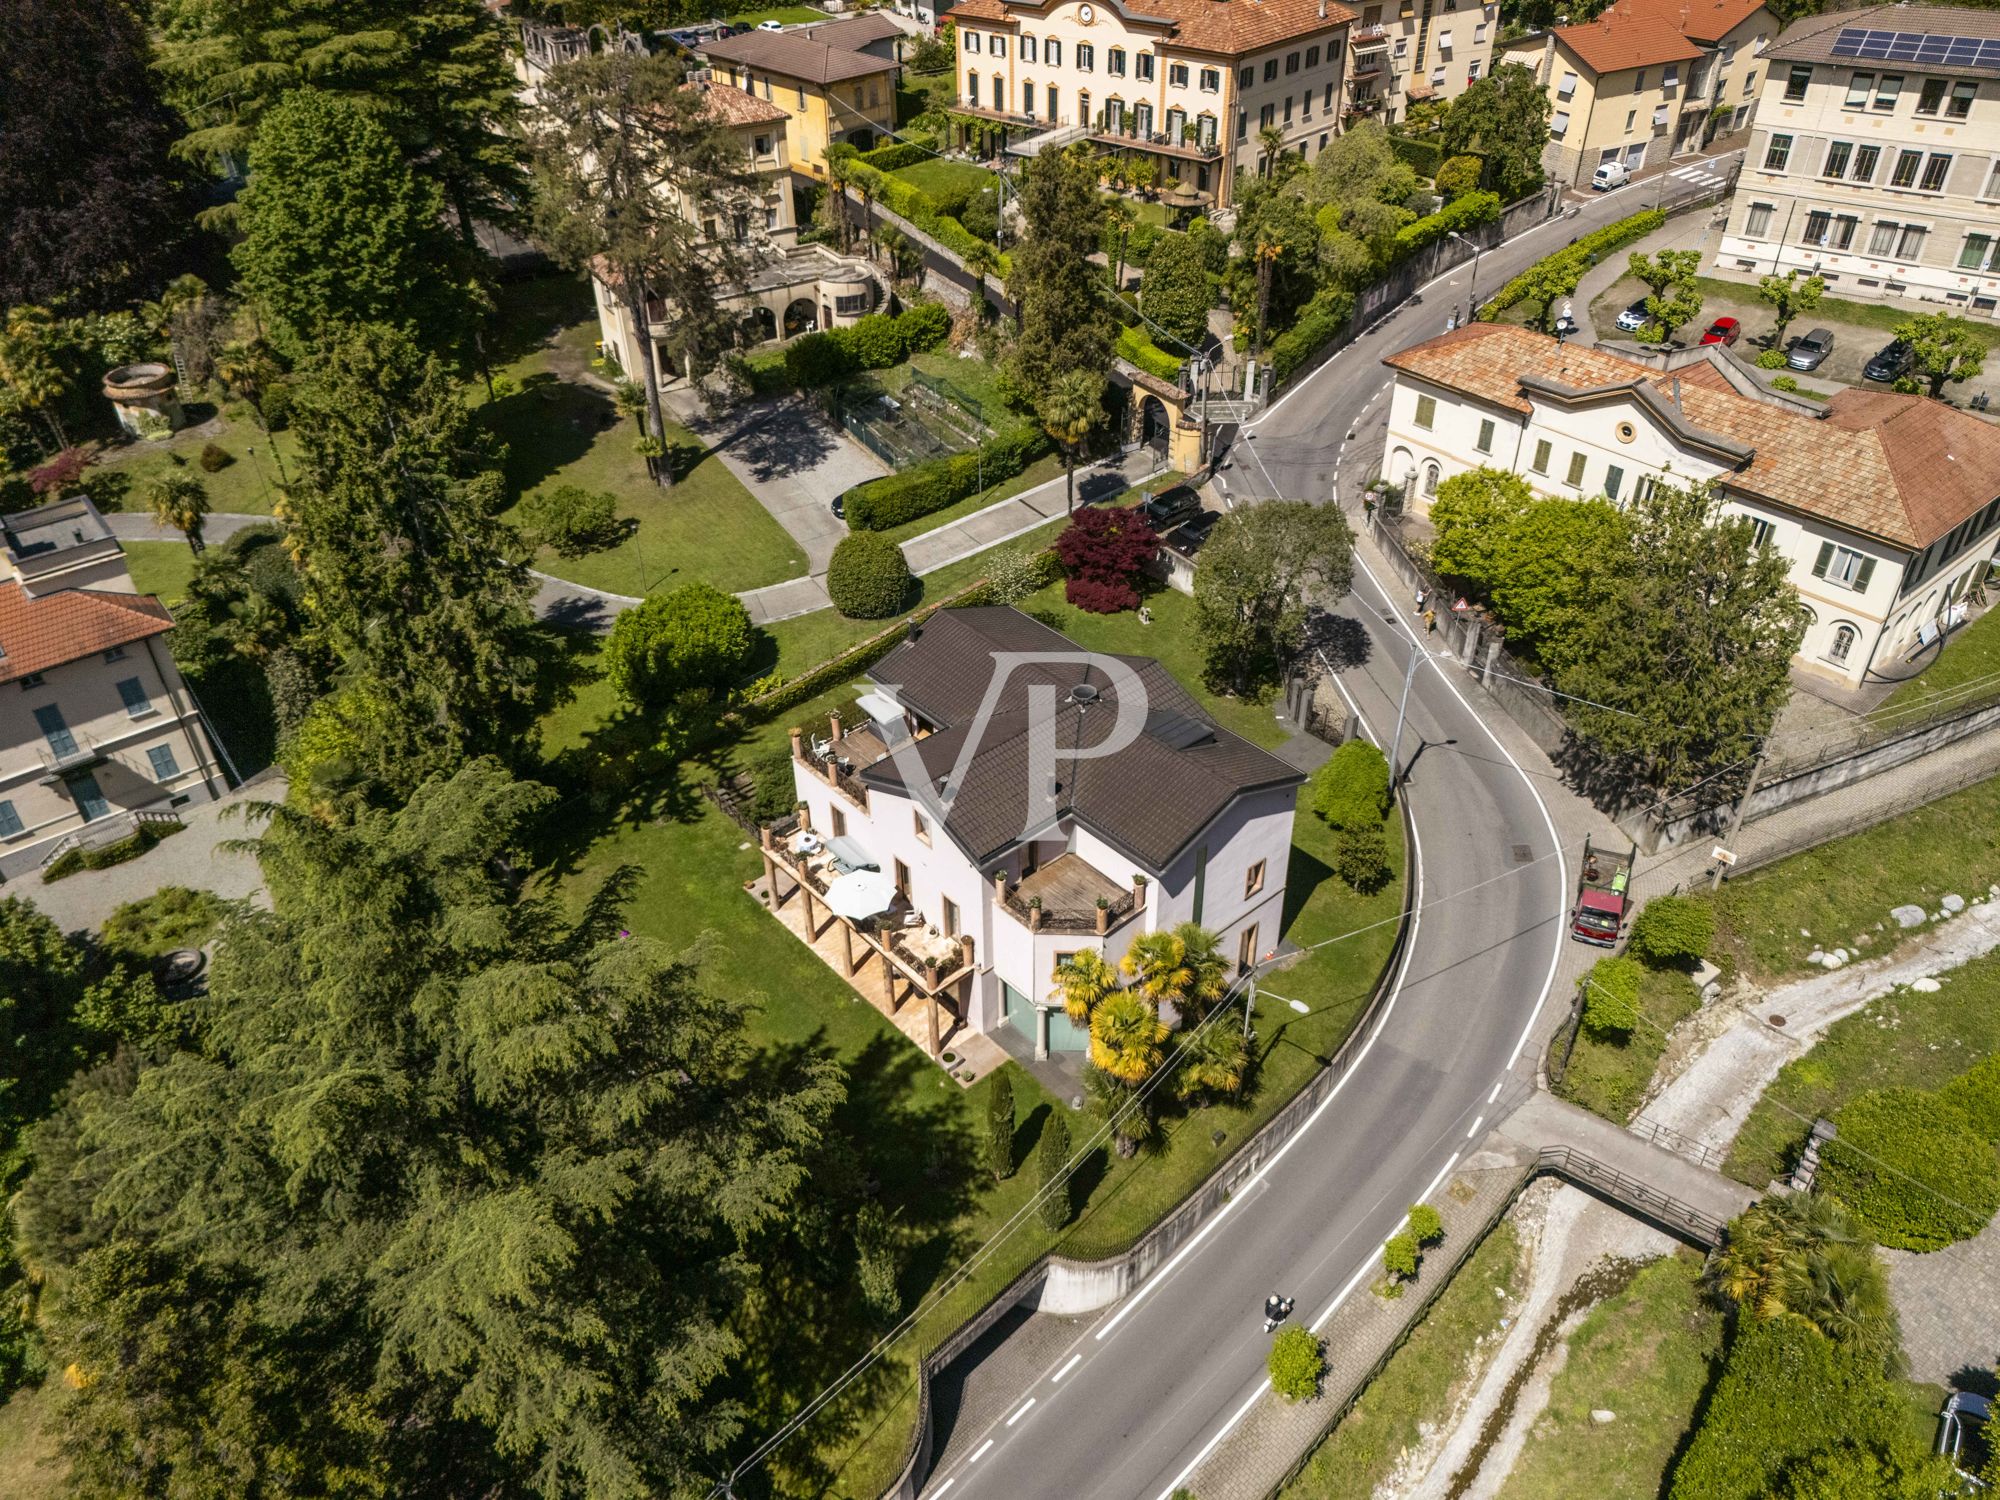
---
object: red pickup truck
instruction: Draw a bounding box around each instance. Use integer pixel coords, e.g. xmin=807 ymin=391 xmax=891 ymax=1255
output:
xmin=1571 ymin=836 xmax=1637 ymax=948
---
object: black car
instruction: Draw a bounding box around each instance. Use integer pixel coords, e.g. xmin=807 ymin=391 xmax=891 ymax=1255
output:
xmin=830 ymin=493 xmax=845 ymax=520
xmin=1864 ymin=340 xmax=1914 ymax=383
xmin=1141 ymin=484 xmax=1201 ymax=532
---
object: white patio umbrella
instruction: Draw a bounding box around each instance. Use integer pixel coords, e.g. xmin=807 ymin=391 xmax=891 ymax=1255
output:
xmin=822 ymin=869 xmax=897 ymax=922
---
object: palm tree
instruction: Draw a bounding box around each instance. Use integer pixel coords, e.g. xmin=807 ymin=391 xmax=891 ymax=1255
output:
xmin=1258 ymin=124 xmax=1287 ymax=179
xmin=1122 ymin=922 xmax=1229 ymax=1022
xmin=877 ymin=224 xmax=907 ymax=279
xmin=1710 ymin=1194 xmax=1902 ymax=1372
xmin=1089 ymin=991 xmax=1168 ymax=1086
xmin=0 ymin=305 xmax=73 ymax=452
xmin=1253 ymin=236 xmax=1285 ymax=357
xmin=1035 ymin=369 xmax=1103 ymax=515
xmin=1782 ymin=1240 xmax=1905 ymax=1375
xmin=1105 ymin=202 xmax=1135 ymax=293
xmin=146 ymin=472 xmax=211 ymax=555
xmin=1082 ymin=1062 xmax=1158 ymax=1158
xmin=1055 ymin=949 xmax=1120 ymax=1025
xmin=963 ymin=240 xmax=1001 ymax=320
xmin=825 ymin=151 xmax=854 ymax=251
xmin=1174 ymin=1022 xmax=1248 ymax=1106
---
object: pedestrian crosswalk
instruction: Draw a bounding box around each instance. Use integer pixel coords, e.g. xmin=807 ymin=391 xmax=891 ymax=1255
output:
xmin=1667 ymin=162 xmax=1728 ymax=188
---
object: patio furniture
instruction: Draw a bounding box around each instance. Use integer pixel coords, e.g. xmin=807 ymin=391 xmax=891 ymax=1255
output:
xmin=792 ymin=830 xmax=823 ymax=856
xmin=825 ymin=869 xmax=897 ymax=920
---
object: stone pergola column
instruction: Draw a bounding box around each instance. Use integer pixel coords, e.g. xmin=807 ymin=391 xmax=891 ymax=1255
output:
xmin=927 ymin=994 xmax=941 ymax=1060
xmin=1095 ymin=903 xmax=1110 ymax=936
xmin=829 ymin=709 xmax=844 ymax=746
xmin=759 ymin=825 xmax=779 ymax=902
xmin=1035 ymin=1005 xmax=1050 ymax=1061
xmin=1132 ymin=874 xmax=1147 ymax=911
xmin=802 ymin=886 xmax=820 ymax=938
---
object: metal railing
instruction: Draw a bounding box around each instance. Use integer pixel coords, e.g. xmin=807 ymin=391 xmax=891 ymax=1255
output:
xmin=1535 ymin=1144 xmax=1729 ymax=1246
xmin=37 ymin=733 xmax=99 ymax=775
xmin=1628 ymin=1114 xmax=1731 ymax=1173
xmin=1089 ymin=124 xmax=1222 ymax=160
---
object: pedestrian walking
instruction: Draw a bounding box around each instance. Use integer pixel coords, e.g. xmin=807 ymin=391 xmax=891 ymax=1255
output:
xmin=1415 ymin=584 xmax=1428 ymax=613
xmin=1424 ymin=607 xmax=1438 ymax=635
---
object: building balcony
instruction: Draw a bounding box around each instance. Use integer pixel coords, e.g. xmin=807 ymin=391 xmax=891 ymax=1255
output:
xmin=1087 ymin=124 xmax=1223 ymax=162
xmin=999 ymin=852 xmax=1142 ymax=934
xmin=954 ymin=100 xmax=1041 ymax=127
xmin=1351 ymin=24 xmax=1391 ymax=49
xmin=1345 ymin=94 xmax=1385 ymax=116
xmin=1351 ymin=59 xmax=1387 ymax=80
xmin=36 ymin=734 xmax=102 ymax=781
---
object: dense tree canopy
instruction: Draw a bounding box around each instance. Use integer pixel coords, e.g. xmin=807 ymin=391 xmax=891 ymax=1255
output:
xmin=1438 ymin=64 xmax=1551 ymax=201
xmin=0 ymin=0 xmax=187 ymax=311
xmin=1193 ymin=501 xmax=1355 ymax=691
xmin=1006 ymin=145 xmax=1114 ymax=392
xmin=234 ymin=90 xmax=481 ymax=360
xmin=284 ymin=325 xmax=548 ymax=794
xmin=1141 ymin=230 xmax=1215 ymax=350
xmin=18 ymin=762 xmax=847 ymax=1499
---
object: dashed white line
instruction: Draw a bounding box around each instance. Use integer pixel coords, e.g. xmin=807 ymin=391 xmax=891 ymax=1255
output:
xmin=1488 ymin=1080 xmax=1504 ymax=1105
xmin=1051 ymin=1354 xmax=1082 ymax=1383
xmin=969 ymin=1439 xmax=995 ymax=1463
xmin=1007 ymin=1398 xmax=1037 ymax=1427
xmin=931 ymin=1480 xmax=956 ymax=1497
xmin=1466 ymin=1114 xmax=1486 ymax=1139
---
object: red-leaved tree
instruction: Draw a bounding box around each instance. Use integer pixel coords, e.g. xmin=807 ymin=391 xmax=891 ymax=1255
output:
xmin=28 ymin=446 xmax=95 ymax=496
xmin=1054 ymin=508 xmax=1159 ymax=613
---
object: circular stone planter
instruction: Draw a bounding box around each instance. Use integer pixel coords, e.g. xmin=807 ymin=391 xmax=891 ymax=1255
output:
xmin=103 ymin=362 xmax=185 ymax=439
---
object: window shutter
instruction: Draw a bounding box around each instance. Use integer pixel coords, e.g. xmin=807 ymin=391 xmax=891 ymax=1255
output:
xmin=1854 ymin=556 xmax=1876 ymax=591
xmin=1812 ymin=541 xmax=1834 ymax=578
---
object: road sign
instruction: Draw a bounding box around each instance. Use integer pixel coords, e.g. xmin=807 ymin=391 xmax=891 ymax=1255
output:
xmin=1711 ymin=845 xmax=1737 ymax=866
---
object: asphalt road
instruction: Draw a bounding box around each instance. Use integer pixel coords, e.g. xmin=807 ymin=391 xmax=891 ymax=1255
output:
xmin=920 ymin=155 xmax=1742 ymax=1500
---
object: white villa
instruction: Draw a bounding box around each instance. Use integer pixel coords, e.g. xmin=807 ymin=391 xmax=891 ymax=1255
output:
xmin=1381 ymin=322 xmax=2000 ymax=686
xmin=758 ymin=608 xmax=1303 ymax=1061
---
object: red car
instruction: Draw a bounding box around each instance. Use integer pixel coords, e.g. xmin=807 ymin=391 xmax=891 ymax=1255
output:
xmin=1700 ymin=316 xmax=1742 ymax=347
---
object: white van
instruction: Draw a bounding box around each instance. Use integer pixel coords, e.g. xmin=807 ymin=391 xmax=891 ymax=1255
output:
xmin=1591 ymin=161 xmax=1631 ymax=191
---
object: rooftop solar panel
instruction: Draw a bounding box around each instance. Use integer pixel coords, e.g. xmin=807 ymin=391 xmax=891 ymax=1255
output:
xmin=1831 ymin=26 xmax=2000 ymax=70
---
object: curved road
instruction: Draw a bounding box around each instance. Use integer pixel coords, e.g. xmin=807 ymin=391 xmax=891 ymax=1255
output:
xmin=922 ymin=157 xmax=1744 ymax=1500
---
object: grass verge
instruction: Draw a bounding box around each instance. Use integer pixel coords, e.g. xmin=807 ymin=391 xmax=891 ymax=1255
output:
xmin=888 ymin=158 xmax=998 ymax=203
xmin=1878 ymin=598 xmax=2000 ymax=716
xmin=1554 ymin=967 xmax=1701 ymax=1124
xmin=122 ymin=540 xmax=199 ymax=606
xmin=1724 ymin=951 xmax=2000 ymax=1188
xmin=1279 ymin=1220 xmax=1525 ymax=1498
xmin=92 ymin=405 xmax=295 ymax=516
xmin=1497 ymin=1251 xmax=1723 ymax=1500
xmin=1700 ymin=772 xmax=2000 ymax=985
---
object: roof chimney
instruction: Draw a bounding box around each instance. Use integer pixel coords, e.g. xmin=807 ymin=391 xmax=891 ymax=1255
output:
xmin=1671 ymin=375 xmax=1683 ymax=409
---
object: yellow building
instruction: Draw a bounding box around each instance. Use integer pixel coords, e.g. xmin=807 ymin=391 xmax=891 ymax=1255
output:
xmin=697 ymin=27 xmax=902 ymax=178
xmin=1500 ymin=0 xmax=1778 ymax=186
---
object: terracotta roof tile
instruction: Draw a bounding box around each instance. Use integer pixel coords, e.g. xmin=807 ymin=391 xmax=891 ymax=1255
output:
xmin=1552 ymin=13 xmax=1704 ymax=73
xmin=1384 ymin=323 xmax=2000 ymax=549
xmin=0 ymin=582 xmax=173 ymax=685
xmin=697 ymin=30 xmax=900 ymax=83
xmin=1604 ymin=0 xmax=1768 ymax=45
xmin=690 ymin=79 xmax=790 ymax=126
xmin=950 ymin=0 xmax=1355 ymax=59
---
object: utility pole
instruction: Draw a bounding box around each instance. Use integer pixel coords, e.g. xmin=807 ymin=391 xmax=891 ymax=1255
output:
xmin=1709 ymin=743 xmax=1771 ymax=891
xmin=1448 ymin=230 xmax=1483 ymax=318
xmin=1388 ymin=640 xmax=1424 ymax=792
xmin=1241 ymin=967 xmax=1258 ymax=1040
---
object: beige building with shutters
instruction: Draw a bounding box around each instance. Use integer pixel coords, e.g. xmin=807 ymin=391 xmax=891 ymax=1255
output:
xmin=1345 ymin=0 xmax=1500 ymax=126
xmin=1717 ymin=4 xmax=2000 ymax=315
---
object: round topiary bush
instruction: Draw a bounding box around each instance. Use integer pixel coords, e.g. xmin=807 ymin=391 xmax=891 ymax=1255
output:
xmin=1755 ymin=348 xmax=1790 ymax=370
xmin=1333 ymin=823 xmax=1392 ymax=894
xmin=1582 ymin=955 xmax=1643 ymax=1037
xmin=1819 ymin=1087 xmax=2000 ymax=1250
xmin=1312 ymin=739 xmax=1391 ymax=832
xmin=827 ymin=533 xmax=914 ymax=619
xmin=1627 ymin=894 xmax=1714 ymax=969
xmin=1268 ymin=1325 xmax=1324 ymax=1401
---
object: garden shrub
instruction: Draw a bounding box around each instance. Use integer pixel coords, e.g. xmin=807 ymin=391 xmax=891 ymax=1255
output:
xmin=897 ymin=300 xmax=951 ymax=353
xmin=1481 ymin=210 xmax=1666 ymax=317
xmin=1116 ymin=323 xmax=1183 ymax=381
xmin=1312 ymin=739 xmax=1391 ymax=831
xmin=1436 ymin=155 xmax=1484 ymax=201
xmin=1382 ymin=1231 xmax=1419 ymax=1282
xmin=100 ymin=886 xmax=226 ymax=959
xmin=1581 ymin=956 xmax=1643 ymax=1037
xmin=602 ymin=582 xmax=756 ymax=709
xmin=1755 ymin=348 xmax=1790 ymax=369
xmin=1392 ymin=190 xmax=1500 ymax=260
xmin=1334 ymin=823 xmax=1393 ymax=894
xmin=197 ymin=441 xmax=232 ymax=473
xmin=840 ymin=313 xmax=907 ymax=369
xmin=784 ymin=330 xmax=857 ymax=389
xmin=1407 ymin=1203 xmax=1443 ymax=1245
xmin=1627 ymin=894 xmax=1714 ymax=968
xmin=827 ymin=532 xmax=915 ymax=619
xmin=1771 ymin=374 xmax=1799 ymax=392
xmin=1818 ymin=1087 xmax=2000 ymax=1250
xmin=40 ymin=821 xmax=182 ymax=883
xmin=860 ymin=141 xmax=930 ymax=172
xmin=521 ymin=483 xmax=622 ymax=558
xmin=1268 ymin=1326 xmax=1325 ymax=1400
xmin=1668 ymin=1316 xmax=1930 ymax=1500
xmin=1053 ymin=507 xmax=1157 ymax=613
xmin=1939 ymin=1054 xmax=2000 ymax=1144
xmin=1388 ymin=134 xmax=1444 ymax=179
xmin=1269 ymin=286 xmax=1358 ymax=386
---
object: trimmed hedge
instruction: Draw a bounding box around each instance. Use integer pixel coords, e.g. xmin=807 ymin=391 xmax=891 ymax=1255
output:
xmin=1116 ymin=323 xmax=1184 ymax=381
xmin=1269 ymin=286 xmax=1358 ymax=386
xmin=843 ymin=422 xmax=1050 ymax=531
xmin=41 ymin=819 xmax=183 ymax=883
xmin=845 ymin=159 xmax=1004 ymax=273
xmin=1392 ymin=190 xmax=1501 ymax=259
xmin=827 ymin=532 xmax=915 ymax=619
xmin=1311 ymin=739 xmax=1390 ymax=831
xmin=859 ymin=141 xmax=930 ymax=171
xmin=1480 ymin=209 xmax=1666 ymax=318
xmin=1818 ymin=1086 xmax=2000 ymax=1250
xmin=1389 ymin=133 xmax=1445 ymax=180
xmin=1581 ymin=956 xmax=1642 ymax=1037
xmin=781 ymin=302 xmax=954 ymax=390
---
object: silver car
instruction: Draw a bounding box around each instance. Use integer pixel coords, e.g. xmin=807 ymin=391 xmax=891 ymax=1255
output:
xmin=1787 ymin=328 xmax=1836 ymax=371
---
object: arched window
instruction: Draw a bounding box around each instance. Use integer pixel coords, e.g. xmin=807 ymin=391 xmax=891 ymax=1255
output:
xmin=1829 ymin=623 xmax=1859 ymax=664
xmin=1423 ymin=462 xmax=1441 ymax=498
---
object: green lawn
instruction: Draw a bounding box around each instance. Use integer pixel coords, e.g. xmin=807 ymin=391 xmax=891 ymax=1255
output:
xmin=95 ymin=406 xmax=296 ymax=516
xmin=897 ymin=71 xmax=956 ymax=127
xmin=1725 ymin=951 xmax=2000 ymax=1188
xmin=1554 ymin=966 xmax=1701 ymax=1124
xmin=1281 ymin=1221 xmax=1525 ymax=1499
xmin=538 ymin=584 xmax=1407 ymax=1496
xmin=122 ymin=539 xmax=200 ymax=606
xmin=481 ymin=278 xmax=808 ymax=597
xmin=1878 ymin=596 xmax=2000 ymax=715
xmin=1700 ymin=772 xmax=2000 ymax=984
xmin=1499 ymin=1252 xmax=1723 ymax=1500
xmin=888 ymin=157 xmax=998 ymax=203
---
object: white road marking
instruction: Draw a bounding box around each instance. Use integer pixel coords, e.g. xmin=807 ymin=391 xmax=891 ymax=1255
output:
xmin=1466 ymin=1114 xmax=1486 ymax=1139
xmin=1051 ymin=1354 xmax=1082 ymax=1383
xmin=1488 ymin=1080 xmax=1504 ymax=1105
xmin=1414 ymin=1150 xmax=1462 ymax=1208
xmin=1006 ymin=1399 xmax=1036 ymax=1427
xmin=930 ymin=1480 xmax=955 ymax=1497
xmin=969 ymin=1439 xmax=995 ymax=1463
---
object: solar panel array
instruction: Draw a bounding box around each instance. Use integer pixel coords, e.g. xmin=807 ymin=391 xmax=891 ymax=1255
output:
xmin=1829 ymin=27 xmax=2000 ymax=69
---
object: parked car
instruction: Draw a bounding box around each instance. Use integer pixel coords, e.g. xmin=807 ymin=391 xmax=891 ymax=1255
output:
xmin=1864 ymin=339 xmax=1914 ymax=382
xmin=1937 ymin=1389 xmax=1989 ymax=1473
xmin=1699 ymin=316 xmax=1742 ymax=347
xmin=758 ymin=18 xmax=786 ymax=29
xmin=830 ymin=494 xmax=845 ymax=521
xmin=1591 ymin=160 xmax=1631 ymax=191
xmin=1788 ymin=328 xmax=1836 ymax=371
xmin=1615 ymin=299 xmax=1651 ymax=332
xmin=1141 ymin=484 xmax=1202 ymax=532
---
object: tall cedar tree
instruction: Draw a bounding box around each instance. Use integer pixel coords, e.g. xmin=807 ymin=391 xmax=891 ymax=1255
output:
xmin=1437 ymin=63 xmax=1552 ymax=201
xmin=1193 ymin=501 xmax=1355 ymax=691
xmin=153 ymin=0 xmax=526 ymax=242
xmin=531 ymin=52 xmax=754 ymax=477
xmin=1006 ymin=145 xmax=1114 ymax=392
xmin=234 ymin=90 xmax=481 ymax=361
xmin=1554 ymin=477 xmax=1806 ymax=792
xmin=17 ymin=762 xmax=847 ymax=1499
xmin=285 ymin=325 xmax=546 ymax=792
xmin=0 ymin=0 xmax=187 ymax=310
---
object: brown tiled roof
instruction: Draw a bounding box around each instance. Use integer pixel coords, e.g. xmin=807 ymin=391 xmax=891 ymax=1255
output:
xmin=950 ymin=0 xmax=1356 ymax=59
xmin=690 ymin=79 xmax=789 ymax=126
xmin=0 ymin=582 xmax=173 ymax=685
xmin=859 ymin=608 xmax=1302 ymax=871
xmin=797 ymin=13 xmax=906 ymax=49
xmin=698 ymin=29 xmax=900 ymax=83
xmin=1385 ymin=323 xmax=2000 ymax=548
xmin=1605 ymin=0 xmax=1768 ymax=45
xmin=1770 ymin=4 xmax=2000 ymax=73
xmin=1552 ymin=13 xmax=1704 ymax=73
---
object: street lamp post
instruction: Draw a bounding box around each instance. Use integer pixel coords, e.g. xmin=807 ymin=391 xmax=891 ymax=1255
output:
xmin=1447 ymin=231 xmax=1483 ymax=322
xmin=1388 ymin=639 xmax=1424 ymax=791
